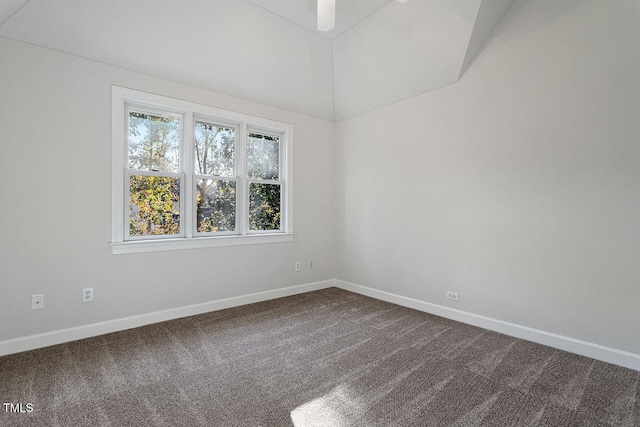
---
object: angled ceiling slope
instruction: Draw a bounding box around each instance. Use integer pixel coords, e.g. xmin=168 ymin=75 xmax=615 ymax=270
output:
xmin=333 ymin=0 xmax=516 ymax=120
xmin=0 ymin=0 xmax=30 ymax=26
xmin=246 ymin=0 xmax=393 ymax=40
xmin=0 ymin=0 xmax=515 ymax=121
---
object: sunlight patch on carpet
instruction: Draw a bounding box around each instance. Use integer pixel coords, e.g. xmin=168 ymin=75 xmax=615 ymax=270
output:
xmin=291 ymin=385 xmax=364 ymax=426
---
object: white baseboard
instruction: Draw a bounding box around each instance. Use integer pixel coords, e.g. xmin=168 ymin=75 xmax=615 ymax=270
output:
xmin=4 ymin=278 xmax=639 ymax=372
xmin=0 ymin=280 xmax=334 ymax=357
xmin=334 ymin=280 xmax=640 ymax=372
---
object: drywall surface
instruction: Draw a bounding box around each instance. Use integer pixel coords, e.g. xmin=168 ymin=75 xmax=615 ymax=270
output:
xmin=0 ymin=0 xmax=334 ymax=121
xmin=0 ymin=0 xmax=517 ymax=123
xmin=333 ymin=0 xmax=480 ymax=120
xmin=0 ymin=38 xmax=334 ymax=341
xmin=335 ymin=0 xmax=640 ymax=354
xmin=459 ymin=0 xmax=516 ymax=77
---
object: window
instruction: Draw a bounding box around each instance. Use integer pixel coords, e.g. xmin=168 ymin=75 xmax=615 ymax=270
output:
xmin=111 ymin=86 xmax=293 ymax=254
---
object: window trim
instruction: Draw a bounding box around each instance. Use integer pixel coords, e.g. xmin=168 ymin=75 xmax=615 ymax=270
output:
xmin=111 ymin=86 xmax=294 ymax=254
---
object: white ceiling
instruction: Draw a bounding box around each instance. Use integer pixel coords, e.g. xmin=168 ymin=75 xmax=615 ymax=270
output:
xmin=0 ymin=0 xmax=30 ymax=26
xmin=246 ymin=0 xmax=393 ymax=39
xmin=0 ymin=0 xmax=516 ymax=121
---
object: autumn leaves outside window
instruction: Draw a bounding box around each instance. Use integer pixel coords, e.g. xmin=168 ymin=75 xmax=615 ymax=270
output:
xmin=126 ymin=106 xmax=285 ymax=240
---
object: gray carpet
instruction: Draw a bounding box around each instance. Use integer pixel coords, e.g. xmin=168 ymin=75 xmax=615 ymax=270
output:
xmin=1 ymin=287 xmax=638 ymax=426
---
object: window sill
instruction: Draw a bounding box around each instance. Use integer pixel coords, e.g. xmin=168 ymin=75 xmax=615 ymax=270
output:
xmin=110 ymin=233 xmax=295 ymax=255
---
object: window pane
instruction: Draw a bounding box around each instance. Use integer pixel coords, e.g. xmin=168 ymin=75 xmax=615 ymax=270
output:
xmin=249 ymin=183 xmax=281 ymax=231
xmin=195 ymin=121 xmax=235 ymax=177
xmin=128 ymin=110 xmax=180 ymax=172
xmin=196 ymin=179 xmax=236 ymax=233
xmin=247 ymin=132 xmax=279 ymax=180
xmin=129 ymin=175 xmax=180 ymax=236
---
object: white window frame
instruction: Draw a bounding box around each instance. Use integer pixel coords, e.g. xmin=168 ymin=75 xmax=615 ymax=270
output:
xmin=111 ymin=86 xmax=294 ymax=254
xmin=246 ymin=126 xmax=286 ymax=236
xmin=125 ymin=105 xmax=185 ymax=241
xmin=192 ymin=115 xmax=241 ymax=238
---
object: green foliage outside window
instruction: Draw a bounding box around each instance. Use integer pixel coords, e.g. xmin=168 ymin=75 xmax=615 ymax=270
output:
xmin=129 ymin=111 xmax=180 ymax=172
xmin=197 ymin=179 xmax=236 ymax=233
xmin=249 ymin=183 xmax=281 ymax=231
xmin=128 ymin=110 xmax=181 ymax=236
xmin=129 ymin=175 xmax=180 ymax=236
xmin=127 ymin=109 xmax=284 ymax=237
xmin=247 ymin=132 xmax=281 ymax=231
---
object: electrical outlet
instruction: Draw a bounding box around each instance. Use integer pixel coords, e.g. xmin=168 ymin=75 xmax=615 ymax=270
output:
xmin=446 ymin=291 xmax=460 ymax=302
xmin=294 ymin=261 xmax=301 ymax=271
xmin=31 ymin=294 xmax=44 ymax=310
xmin=82 ymin=288 xmax=94 ymax=303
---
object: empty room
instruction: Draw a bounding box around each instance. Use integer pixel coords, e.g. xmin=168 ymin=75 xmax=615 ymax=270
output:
xmin=1 ymin=0 xmax=639 ymax=425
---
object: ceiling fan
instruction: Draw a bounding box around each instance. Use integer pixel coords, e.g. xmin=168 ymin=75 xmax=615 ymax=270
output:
xmin=317 ymin=0 xmax=408 ymax=32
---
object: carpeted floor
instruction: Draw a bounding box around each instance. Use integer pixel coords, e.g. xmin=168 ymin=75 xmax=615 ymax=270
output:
xmin=1 ymin=287 xmax=638 ymax=426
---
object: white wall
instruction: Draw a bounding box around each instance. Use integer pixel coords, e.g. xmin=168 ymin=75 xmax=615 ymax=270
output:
xmin=0 ymin=38 xmax=334 ymax=342
xmin=335 ymin=0 xmax=640 ymax=355
xmin=0 ymin=0 xmax=335 ymax=120
xmin=3 ymin=0 xmax=640 ymax=365
xmin=333 ymin=0 xmax=479 ymax=120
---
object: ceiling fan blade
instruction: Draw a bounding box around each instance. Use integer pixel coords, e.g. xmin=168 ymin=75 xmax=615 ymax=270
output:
xmin=317 ymin=0 xmax=335 ymax=32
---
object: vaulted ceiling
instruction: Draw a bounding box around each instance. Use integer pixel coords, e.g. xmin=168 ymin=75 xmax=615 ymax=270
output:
xmin=246 ymin=0 xmax=393 ymax=40
xmin=0 ymin=0 xmax=516 ymax=121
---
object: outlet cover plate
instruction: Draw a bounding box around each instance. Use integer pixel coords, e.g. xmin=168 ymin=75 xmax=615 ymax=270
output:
xmin=82 ymin=288 xmax=94 ymax=303
xmin=446 ymin=291 xmax=460 ymax=302
xmin=32 ymin=294 xmax=44 ymax=310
